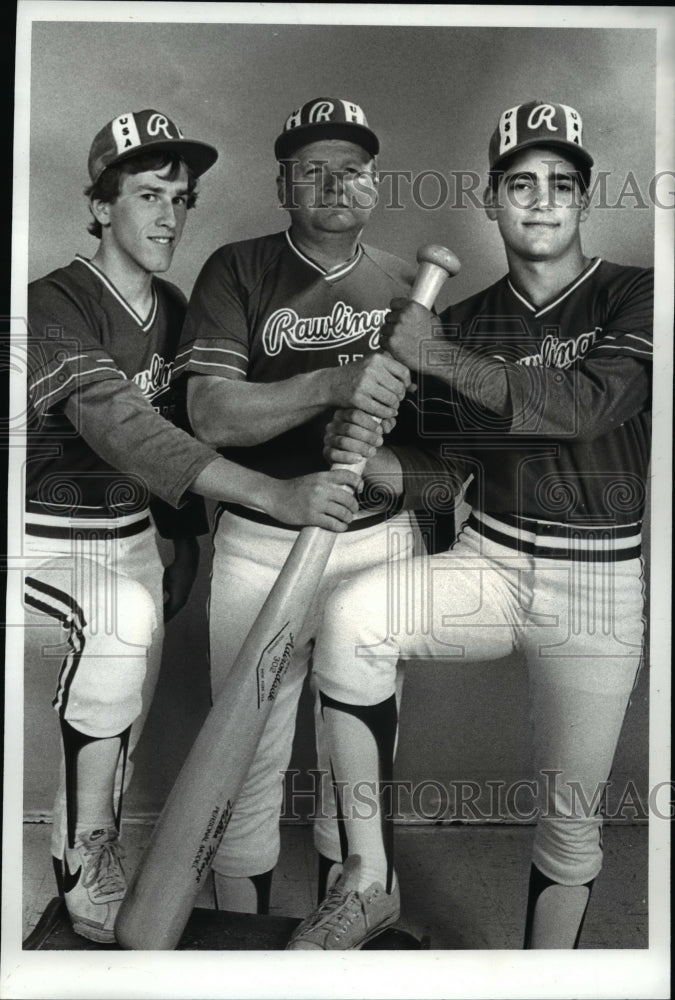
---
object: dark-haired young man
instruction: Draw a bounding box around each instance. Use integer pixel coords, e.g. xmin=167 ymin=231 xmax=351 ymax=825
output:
xmin=287 ymin=100 xmax=653 ymax=950
xmin=24 ymin=109 xmax=360 ymax=942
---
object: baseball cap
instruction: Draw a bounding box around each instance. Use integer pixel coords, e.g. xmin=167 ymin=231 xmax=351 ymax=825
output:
xmin=274 ymin=98 xmax=379 ymax=161
xmin=489 ymin=100 xmax=594 ymax=174
xmin=88 ymin=109 xmax=219 ymax=184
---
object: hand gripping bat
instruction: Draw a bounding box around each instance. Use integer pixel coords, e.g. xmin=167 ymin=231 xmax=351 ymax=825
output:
xmin=115 ymin=244 xmax=461 ymax=950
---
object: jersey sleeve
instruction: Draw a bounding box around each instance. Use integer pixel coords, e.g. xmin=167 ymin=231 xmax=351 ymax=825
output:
xmin=63 ymin=379 xmax=217 ymax=508
xmin=438 ymin=268 xmax=653 ymax=442
xmin=384 ymin=392 xmax=465 ymax=555
xmin=385 ymin=391 xmax=467 ymax=510
xmin=506 ymin=268 xmax=653 ymax=438
xmin=173 ymin=248 xmax=250 ymax=382
xmin=505 ymin=355 xmax=651 ymax=439
xmin=584 ymin=267 xmax=653 ymax=362
xmin=28 ymin=277 xmax=125 ymax=415
xmin=147 ymin=373 xmax=210 ymax=535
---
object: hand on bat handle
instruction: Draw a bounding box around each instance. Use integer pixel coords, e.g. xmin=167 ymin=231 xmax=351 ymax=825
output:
xmin=381 ymin=245 xmax=461 ymax=378
xmin=323 ymin=406 xmax=394 ymax=472
xmin=327 ymin=246 xmax=461 ymax=478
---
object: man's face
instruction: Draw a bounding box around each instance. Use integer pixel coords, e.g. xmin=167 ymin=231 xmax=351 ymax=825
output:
xmin=485 ymin=148 xmax=589 ymax=263
xmin=279 ymin=140 xmax=378 ymax=239
xmin=95 ymin=163 xmax=190 ymax=274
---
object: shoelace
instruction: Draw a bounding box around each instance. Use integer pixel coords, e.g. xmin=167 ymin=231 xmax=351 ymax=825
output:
xmin=298 ymin=886 xmax=363 ymax=934
xmin=79 ymin=836 xmax=126 ymax=897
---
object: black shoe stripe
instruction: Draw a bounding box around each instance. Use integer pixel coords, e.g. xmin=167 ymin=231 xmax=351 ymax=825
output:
xmin=62 ymin=854 xmax=82 ymax=894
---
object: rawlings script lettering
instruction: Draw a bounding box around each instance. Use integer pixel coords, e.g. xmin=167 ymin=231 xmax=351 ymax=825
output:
xmin=517 ymin=329 xmax=599 ymax=368
xmin=133 ymin=353 xmax=173 ymax=398
xmin=262 ymin=303 xmax=386 ymax=356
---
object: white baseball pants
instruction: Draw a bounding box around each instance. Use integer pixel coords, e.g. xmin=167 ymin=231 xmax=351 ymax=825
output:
xmin=312 ymin=512 xmax=645 ymax=885
xmin=207 ymin=507 xmax=415 ymax=876
xmin=23 ymin=512 xmax=164 ymax=858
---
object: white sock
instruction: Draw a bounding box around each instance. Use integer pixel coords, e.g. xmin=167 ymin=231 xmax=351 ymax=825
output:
xmin=528 ymin=884 xmax=591 ymax=948
xmin=323 ymin=706 xmax=390 ymax=892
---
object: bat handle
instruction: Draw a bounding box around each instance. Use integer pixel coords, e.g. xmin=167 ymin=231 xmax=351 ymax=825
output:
xmin=411 ymin=244 xmax=461 ymax=310
xmin=332 ymin=245 xmax=461 ymax=478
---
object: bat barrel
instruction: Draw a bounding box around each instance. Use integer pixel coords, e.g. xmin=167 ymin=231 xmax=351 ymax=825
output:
xmin=115 ymin=528 xmax=337 ymax=949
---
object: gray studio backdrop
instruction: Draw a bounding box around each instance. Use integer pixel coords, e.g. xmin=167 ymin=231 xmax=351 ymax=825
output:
xmin=24 ymin=22 xmax=654 ymax=826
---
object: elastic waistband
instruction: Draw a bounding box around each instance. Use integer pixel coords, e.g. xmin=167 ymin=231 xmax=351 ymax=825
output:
xmin=469 ymin=510 xmax=642 ymax=562
xmin=24 ymin=509 xmax=152 ymax=540
xmin=218 ymin=499 xmax=402 ymax=533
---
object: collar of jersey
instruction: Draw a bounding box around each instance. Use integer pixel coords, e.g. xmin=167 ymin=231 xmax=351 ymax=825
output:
xmin=75 ymin=255 xmax=158 ymax=331
xmin=507 ymin=257 xmax=602 ymax=318
xmin=285 ymin=230 xmax=363 ymax=282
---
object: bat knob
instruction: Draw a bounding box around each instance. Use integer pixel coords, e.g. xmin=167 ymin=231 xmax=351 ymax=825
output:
xmin=416 ymin=244 xmax=461 ymax=277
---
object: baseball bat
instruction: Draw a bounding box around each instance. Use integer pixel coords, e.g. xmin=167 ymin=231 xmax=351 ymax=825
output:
xmin=115 ymin=244 xmax=460 ymax=950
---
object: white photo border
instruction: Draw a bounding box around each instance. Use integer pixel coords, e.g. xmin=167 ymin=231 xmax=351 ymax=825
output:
xmin=3 ymin=3 xmax=672 ymax=998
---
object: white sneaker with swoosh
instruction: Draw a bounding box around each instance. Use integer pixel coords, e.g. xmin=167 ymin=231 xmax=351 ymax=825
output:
xmin=60 ymin=827 xmax=127 ymax=943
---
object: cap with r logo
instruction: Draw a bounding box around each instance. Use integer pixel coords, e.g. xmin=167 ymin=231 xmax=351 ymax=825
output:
xmin=87 ymin=109 xmax=218 ymax=183
xmin=274 ymin=98 xmax=379 ymax=161
xmin=488 ymin=100 xmax=594 ymax=174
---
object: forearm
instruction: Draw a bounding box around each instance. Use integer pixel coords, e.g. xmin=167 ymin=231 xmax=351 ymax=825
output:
xmin=189 ymin=455 xmax=363 ymax=532
xmin=189 ymin=455 xmax=281 ymax=512
xmin=188 ymin=371 xmax=336 ymax=447
xmin=188 ymin=352 xmax=411 ymax=449
xmin=349 ymin=444 xmax=464 ymax=513
xmin=359 ymin=447 xmax=404 ymax=504
xmin=427 ymin=347 xmax=650 ymax=440
xmin=422 ymin=344 xmax=510 ymax=417
xmin=387 ymin=443 xmax=465 ymax=510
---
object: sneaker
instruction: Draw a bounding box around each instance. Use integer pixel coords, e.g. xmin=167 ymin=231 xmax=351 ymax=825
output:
xmin=286 ymin=855 xmax=400 ymax=950
xmin=58 ymin=827 xmax=127 ymax=943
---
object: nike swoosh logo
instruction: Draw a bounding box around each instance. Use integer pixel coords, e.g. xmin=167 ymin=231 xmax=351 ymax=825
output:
xmin=63 ymin=855 xmax=82 ymax=893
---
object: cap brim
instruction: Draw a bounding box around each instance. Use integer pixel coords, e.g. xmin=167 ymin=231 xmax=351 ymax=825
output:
xmin=275 ymin=123 xmax=379 ymax=161
xmin=100 ymin=138 xmax=219 ymax=180
xmin=491 ymin=139 xmax=594 ymax=173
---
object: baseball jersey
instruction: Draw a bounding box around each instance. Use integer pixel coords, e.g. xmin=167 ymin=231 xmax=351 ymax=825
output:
xmin=176 ymin=229 xmax=438 ymax=484
xmin=26 ymin=256 xmax=213 ymax=532
xmin=416 ymin=258 xmax=652 ymax=524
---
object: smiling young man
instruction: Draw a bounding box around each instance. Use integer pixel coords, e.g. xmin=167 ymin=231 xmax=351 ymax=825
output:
xmin=174 ymin=97 xmax=453 ymax=919
xmin=286 ymin=100 xmax=653 ymax=950
xmin=24 ymin=109 xmax=361 ymax=943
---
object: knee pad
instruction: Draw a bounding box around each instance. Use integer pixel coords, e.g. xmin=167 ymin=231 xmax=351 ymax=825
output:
xmin=95 ymin=575 xmax=157 ymax=650
xmin=56 ymin=575 xmax=158 ymax=736
xmin=59 ymin=649 xmax=149 ymax=736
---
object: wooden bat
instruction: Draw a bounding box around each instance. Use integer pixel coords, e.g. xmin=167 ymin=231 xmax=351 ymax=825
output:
xmin=115 ymin=244 xmax=461 ymax=950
